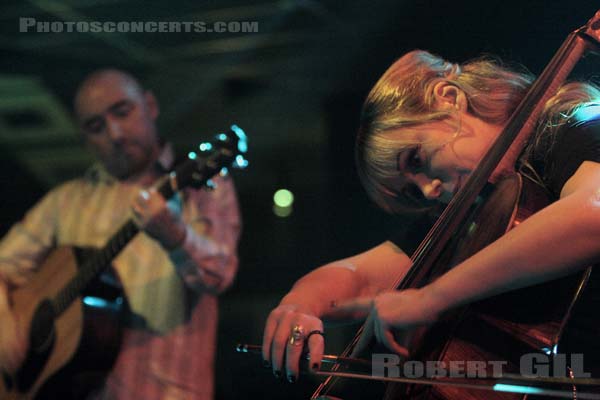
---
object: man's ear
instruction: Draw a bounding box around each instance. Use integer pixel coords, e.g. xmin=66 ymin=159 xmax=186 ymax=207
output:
xmin=144 ymin=90 xmax=160 ymax=119
xmin=432 ymin=81 xmax=467 ymax=112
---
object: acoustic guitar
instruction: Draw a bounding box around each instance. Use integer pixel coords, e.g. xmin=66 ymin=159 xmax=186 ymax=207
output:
xmin=0 ymin=126 xmax=248 ymax=399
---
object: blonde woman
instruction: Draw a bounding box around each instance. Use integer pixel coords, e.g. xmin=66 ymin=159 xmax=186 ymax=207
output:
xmin=262 ymin=50 xmax=600 ymax=383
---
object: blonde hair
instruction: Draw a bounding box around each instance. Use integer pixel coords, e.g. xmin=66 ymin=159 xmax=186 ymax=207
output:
xmin=356 ymin=50 xmax=600 ymax=213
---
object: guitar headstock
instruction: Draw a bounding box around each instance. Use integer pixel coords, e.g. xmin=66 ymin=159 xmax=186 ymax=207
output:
xmin=156 ymin=125 xmax=248 ymax=198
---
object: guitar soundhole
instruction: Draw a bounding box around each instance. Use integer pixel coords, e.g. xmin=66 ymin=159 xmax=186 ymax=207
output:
xmin=2 ymin=371 xmax=14 ymax=390
xmin=16 ymin=299 xmax=56 ymax=392
xmin=30 ymin=300 xmax=56 ymax=352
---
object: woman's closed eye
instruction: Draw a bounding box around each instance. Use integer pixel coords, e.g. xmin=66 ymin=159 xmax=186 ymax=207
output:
xmin=398 ymin=145 xmax=424 ymax=172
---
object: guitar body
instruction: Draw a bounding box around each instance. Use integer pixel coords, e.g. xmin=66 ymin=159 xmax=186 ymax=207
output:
xmin=1 ymin=247 xmax=122 ymax=400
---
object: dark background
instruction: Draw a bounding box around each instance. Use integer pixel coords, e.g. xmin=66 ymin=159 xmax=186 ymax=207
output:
xmin=1 ymin=1 xmax=599 ymax=399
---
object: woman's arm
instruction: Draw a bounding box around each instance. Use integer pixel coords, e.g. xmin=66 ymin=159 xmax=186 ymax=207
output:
xmin=338 ymin=161 xmax=600 ymax=346
xmin=426 ymin=161 xmax=600 ymax=312
xmin=262 ymin=241 xmax=411 ymax=381
xmin=281 ymin=241 xmax=412 ymax=319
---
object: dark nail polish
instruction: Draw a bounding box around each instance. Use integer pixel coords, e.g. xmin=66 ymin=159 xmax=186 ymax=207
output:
xmin=312 ymin=363 xmax=319 ymax=371
xmin=263 ymin=360 xmax=271 ymax=368
xmin=287 ymin=375 xmax=296 ymax=383
xmin=274 ymin=370 xmax=281 ymax=378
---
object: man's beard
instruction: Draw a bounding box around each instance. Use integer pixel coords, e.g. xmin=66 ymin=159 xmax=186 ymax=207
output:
xmin=103 ymin=145 xmax=153 ymax=180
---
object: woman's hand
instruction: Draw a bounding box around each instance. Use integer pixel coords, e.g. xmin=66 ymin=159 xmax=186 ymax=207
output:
xmin=336 ymin=288 xmax=443 ymax=354
xmin=131 ymin=188 xmax=187 ymax=250
xmin=262 ymin=304 xmax=325 ymax=383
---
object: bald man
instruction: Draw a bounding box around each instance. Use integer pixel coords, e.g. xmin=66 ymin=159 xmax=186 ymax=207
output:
xmin=0 ymin=70 xmax=241 ymax=399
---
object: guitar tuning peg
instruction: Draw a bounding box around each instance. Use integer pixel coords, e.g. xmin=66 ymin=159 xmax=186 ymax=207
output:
xmin=199 ymin=142 xmax=213 ymax=152
xmin=220 ymin=167 xmax=229 ymax=177
xmin=233 ymin=155 xmax=249 ymax=169
xmin=205 ymin=179 xmax=217 ymax=191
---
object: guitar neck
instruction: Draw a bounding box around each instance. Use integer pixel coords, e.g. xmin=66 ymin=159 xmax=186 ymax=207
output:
xmin=51 ymin=220 xmax=139 ymax=316
xmin=50 ymin=174 xmax=177 ymax=316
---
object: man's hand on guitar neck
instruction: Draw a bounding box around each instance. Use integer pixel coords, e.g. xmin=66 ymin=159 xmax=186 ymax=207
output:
xmin=0 ymin=280 xmax=26 ymax=374
xmin=131 ymin=188 xmax=187 ymax=250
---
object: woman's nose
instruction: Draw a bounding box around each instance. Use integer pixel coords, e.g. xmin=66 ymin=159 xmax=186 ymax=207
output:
xmin=414 ymin=175 xmax=443 ymax=200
